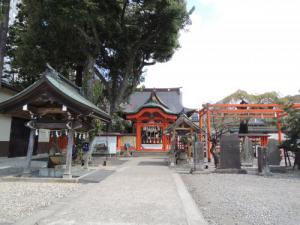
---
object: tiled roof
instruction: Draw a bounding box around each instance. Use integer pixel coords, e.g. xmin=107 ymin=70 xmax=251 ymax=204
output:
xmin=122 ymin=88 xmax=194 ymax=115
xmin=0 ymin=66 xmax=111 ymax=122
xmin=165 ymin=114 xmax=201 ymax=133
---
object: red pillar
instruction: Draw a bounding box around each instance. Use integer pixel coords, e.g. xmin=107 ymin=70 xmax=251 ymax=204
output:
xmin=136 ymin=122 xmax=142 ymax=150
xmin=206 ymin=110 xmax=212 ymax=162
xmin=162 ymin=123 xmax=167 ymax=151
xmin=260 ymin=136 xmax=268 ymax=147
xmin=166 ymin=135 xmax=170 ymax=150
xmin=117 ymin=135 xmax=122 ymax=150
xmin=277 ymin=114 xmax=282 ymax=144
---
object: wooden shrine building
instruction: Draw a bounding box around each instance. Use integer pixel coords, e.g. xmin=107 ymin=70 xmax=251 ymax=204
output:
xmin=123 ymin=88 xmax=194 ymax=151
xmin=165 ymin=114 xmax=201 ymax=153
xmin=0 ymin=66 xmax=111 ymax=177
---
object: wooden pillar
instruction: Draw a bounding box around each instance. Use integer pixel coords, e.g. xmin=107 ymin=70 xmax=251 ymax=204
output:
xmin=277 ymin=114 xmax=282 ymax=144
xmin=136 ymin=122 xmax=141 ymax=150
xmin=170 ymin=129 xmax=176 ymax=166
xmin=206 ymin=110 xmax=212 ymax=162
xmin=23 ymin=129 xmax=35 ymax=174
xmin=199 ymin=111 xmax=203 ymax=141
xmin=84 ymin=136 xmax=95 ymax=169
xmin=64 ymin=129 xmax=74 ymax=178
xmin=171 ymin=128 xmax=176 ymax=150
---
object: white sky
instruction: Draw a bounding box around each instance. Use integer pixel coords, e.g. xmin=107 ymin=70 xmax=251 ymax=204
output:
xmin=143 ymin=0 xmax=300 ymax=108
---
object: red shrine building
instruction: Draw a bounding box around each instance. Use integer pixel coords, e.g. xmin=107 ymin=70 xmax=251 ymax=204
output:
xmin=122 ymin=88 xmax=194 ymax=151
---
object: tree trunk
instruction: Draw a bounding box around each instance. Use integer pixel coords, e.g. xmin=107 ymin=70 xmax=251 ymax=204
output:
xmin=210 ymin=147 xmax=219 ymax=168
xmin=294 ymin=152 xmax=300 ymax=170
xmin=75 ymin=65 xmax=83 ymax=87
xmin=210 ymin=140 xmax=219 ymax=168
xmin=0 ymin=0 xmax=11 ymax=86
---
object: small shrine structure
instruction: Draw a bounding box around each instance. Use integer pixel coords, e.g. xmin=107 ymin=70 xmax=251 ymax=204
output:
xmin=165 ymin=114 xmax=201 ymax=152
xmin=0 ymin=66 xmax=111 ymax=178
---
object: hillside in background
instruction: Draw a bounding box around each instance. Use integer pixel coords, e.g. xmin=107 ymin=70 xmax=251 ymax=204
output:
xmin=218 ymin=90 xmax=300 ymax=104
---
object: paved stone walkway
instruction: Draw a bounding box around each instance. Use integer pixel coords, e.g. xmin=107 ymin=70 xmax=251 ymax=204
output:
xmin=16 ymin=157 xmax=207 ymax=225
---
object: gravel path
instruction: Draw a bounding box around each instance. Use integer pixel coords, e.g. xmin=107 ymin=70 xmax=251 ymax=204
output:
xmin=181 ymin=172 xmax=300 ymax=225
xmin=0 ymin=182 xmax=82 ymax=224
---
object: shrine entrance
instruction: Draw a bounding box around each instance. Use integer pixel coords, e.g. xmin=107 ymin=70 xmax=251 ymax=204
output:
xmin=125 ymin=91 xmax=178 ymax=151
xmin=127 ymin=108 xmax=177 ymax=151
xmin=141 ymin=124 xmax=163 ymax=149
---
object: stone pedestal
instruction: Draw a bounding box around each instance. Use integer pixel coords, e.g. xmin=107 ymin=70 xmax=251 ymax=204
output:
xmin=177 ymin=152 xmax=188 ymax=165
xmin=220 ymin=135 xmax=241 ymax=169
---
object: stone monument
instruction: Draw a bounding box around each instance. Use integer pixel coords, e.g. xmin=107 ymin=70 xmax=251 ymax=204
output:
xmin=257 ymin=146 xmax=270 ymax=175
xmin=193 ymin=141 xmax=204 ymax=170
xmin=220 ymin=134 xmax=241 ymax=169
xmin=241 ymin=137 xmax=254 ymax=166
xmin=267 ymin=139 xmax=281 ymax=165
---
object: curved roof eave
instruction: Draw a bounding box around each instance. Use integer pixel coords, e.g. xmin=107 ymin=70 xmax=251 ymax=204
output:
xmin=0 ymin=70 xmax=111 ymax=123
xmin=44 ymin=74 xmax=111 ymax=122
xmin=126 ymin=103 xmax=178 ymax=116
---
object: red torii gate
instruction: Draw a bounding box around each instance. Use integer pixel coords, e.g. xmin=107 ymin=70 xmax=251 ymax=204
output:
xmin=198 ymin=103 xmax=300 ymax=162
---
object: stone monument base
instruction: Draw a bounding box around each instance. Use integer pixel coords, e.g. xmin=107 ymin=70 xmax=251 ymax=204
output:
xmin=241 ymin=162 xmax=253 ymax=167
xmin=39 ymin=168 xmax=64 ymax=178
xmin=269 ymin=165 xmax=286 ymax=173
xmin=215 ymin=168 xmax=247 ymax=174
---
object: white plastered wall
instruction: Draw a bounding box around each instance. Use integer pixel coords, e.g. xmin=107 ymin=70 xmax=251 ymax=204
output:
xmin=0 ymin=89 xmax=15 ymax=142
xmin=0 ymin=114 xmax=12 ymax=141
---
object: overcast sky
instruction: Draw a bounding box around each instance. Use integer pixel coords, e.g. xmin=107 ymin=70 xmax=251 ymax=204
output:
xmin=143 ymin=0 xmax=300 ymax=108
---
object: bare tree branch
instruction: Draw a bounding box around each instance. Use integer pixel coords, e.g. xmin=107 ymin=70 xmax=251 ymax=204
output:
xmin=143 ymin=61 xmax=156 ymax=66
xmin=93 ymin=65 xmax=109 ymax=89
xmin=121 ymin=0 xmax=128 ymax=26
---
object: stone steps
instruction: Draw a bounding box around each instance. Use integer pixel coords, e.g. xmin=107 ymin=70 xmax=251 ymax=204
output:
xmin=131 ymin=151 xmax=169 ymax=157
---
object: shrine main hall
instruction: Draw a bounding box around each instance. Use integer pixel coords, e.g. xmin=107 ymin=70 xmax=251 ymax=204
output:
xmin=122 ymin=88 xmax=195 ymax=151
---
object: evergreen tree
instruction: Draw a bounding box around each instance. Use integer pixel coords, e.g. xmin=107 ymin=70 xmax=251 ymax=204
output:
xmin=281 ymin=106 xmax=300 ymax=169
xmin=0 ymin=0 xmax=10 ymax=85
xmin=6 ymin=0 xmax=192 ymax=114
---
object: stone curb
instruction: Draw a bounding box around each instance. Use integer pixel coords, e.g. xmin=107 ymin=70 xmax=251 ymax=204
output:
xmin=173 ymin=173 xmax=208 ymax=225
xmin=0 ymin=168 xmax=105 ymax=183
xmin=0 ymin=176 xmax=79 ymax=183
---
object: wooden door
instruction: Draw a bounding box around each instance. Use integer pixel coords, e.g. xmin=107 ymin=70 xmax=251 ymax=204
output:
xmin=8 ymin=117 xmax=33 ymax=157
